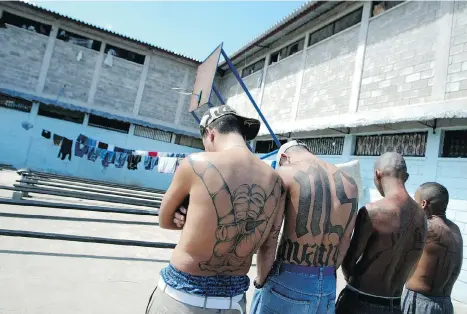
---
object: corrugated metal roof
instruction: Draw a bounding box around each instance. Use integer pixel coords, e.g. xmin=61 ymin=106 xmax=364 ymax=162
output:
xmin=13 ymin=1 xmax=201 ymax=64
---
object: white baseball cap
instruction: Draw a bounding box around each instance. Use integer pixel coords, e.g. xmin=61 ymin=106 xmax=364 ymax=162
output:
xmin=275 ymin=140 xmax=309 ymax=166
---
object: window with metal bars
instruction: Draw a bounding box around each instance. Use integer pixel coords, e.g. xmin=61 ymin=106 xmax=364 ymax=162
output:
xmin=255 ymin=140 xmax=288 ymax=154
xmin=0 ymin=93 xmax=32 ymax=113
xmin=442 ymin=130 xmax=467 ymax=158
xmin=38 ymin=104 xmax=85 ymax=124
xmin=88 ymin=114 xmax=130 ymax=133
xmin=298 ymin=137 xmax=345 ymax=155
xmin=308 ymin=7 xmax=363 ymax=47
xmin=134 ymin=125 xmax=172 ymax=143
xmin=175 ymin=135 xmax=204 ymax=150
xmin=241 ymin=59 xmax=265 ymax=78
xmin=354 ymin=132 xmax=427 ymax=157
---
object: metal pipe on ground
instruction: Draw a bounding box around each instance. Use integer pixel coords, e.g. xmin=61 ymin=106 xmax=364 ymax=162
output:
xmin=0 ymin=229 xmax=176 ymax=249
xmin=0 ymin=197 xmax=159 ymax=216
xmin=11 ymin=184 xmax=161 ymax=207
xmin=20 ymin=170 xmax=164 ymax=194
xmin=17 ymin=179 xmax=163 ymax=201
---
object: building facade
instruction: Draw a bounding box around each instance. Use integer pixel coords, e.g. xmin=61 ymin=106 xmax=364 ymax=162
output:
xmin=217 ymin=1 xmax=467 ymax=303
xmin=0 ymin=2 xmax=207 ymax=190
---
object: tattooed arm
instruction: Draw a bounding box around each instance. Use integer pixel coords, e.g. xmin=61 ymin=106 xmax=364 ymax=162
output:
xmin=342 ymin=205 xmax=373 ymax=281
xmin=256 ymin=179 xmax=286 ymax=285
xmin=159 ymin=158 xmax=192 ymax=230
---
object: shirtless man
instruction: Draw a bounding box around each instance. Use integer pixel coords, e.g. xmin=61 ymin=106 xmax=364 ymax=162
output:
xmin=146 ymin=105 xmax=286 ymax=314
xmin=402 ymin=182 xmax=463 ymax=314
xmin=250 ymin=140 xmax=360 ymax=314
xmin=336 ymin=152 xmax=428 ymax=314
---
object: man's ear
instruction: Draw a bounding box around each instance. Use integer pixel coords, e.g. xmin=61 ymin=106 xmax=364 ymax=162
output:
xmin=404 ymin=173 xmax=410 ymax=183
xmin=421 ymin=200 xmax=428 ymax=210
xmin=375 ymin=169 xmax=381 ymax=180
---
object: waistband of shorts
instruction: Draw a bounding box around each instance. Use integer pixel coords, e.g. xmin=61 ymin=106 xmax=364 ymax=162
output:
xmin=405 ymin=288 xmax=452 ymax=302
xmin=274 ymin=261 xmax=336 ymax=277
xmin=344 ymin=285 xmax=401 ymax=307
xmin=160 ymin=264 xmax=250 ymax=297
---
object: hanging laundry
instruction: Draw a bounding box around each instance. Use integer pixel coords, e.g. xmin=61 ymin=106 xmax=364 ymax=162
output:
xmin=58 ymin=137 xmax=73 ymax=161
xmin=87 ymin=138 xmax=97 ymax=148
xmin=157 ymin=157 xmax=178 ymax=174
xmin=107 ymin=144 xmax=115 ymax=151
xmin=100 ymin=149 xmax=108 ymax=160
xmin=53 ymin=134 xmax=63 ymax=146
xmin=87 ymin=147 xmax=102 ymax=162
xmin=127 ymin=154 xmax=141 ymax=170
xmin=101 ymin=151 xmax=115 ymax=168
xmin=134 ymin=150 xmax=148 ymax=156
xmin=75 ymin=134 xmax=89 ymax=157
xmin=98 ymin=142 xmax=108 ymax=150
xmin=41 ymin=130 xmax=51 ymax=139
xmin=114 ymin=152 xmax=128 ymax=168
xmin=144 ymin=156 xmax=159 ymax=170
xmin=148 ymin=151 xmax=158 ymax=157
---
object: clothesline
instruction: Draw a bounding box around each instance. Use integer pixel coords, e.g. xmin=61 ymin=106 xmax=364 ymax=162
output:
xmin=41 ymin=130 xmax=277 ymax=173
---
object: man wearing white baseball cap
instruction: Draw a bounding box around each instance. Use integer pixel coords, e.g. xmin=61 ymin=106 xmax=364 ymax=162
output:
xmin=146 ymin=105 xmax=286 ymax=314
xmin=250 ymin=140 xmax=359 ymax=314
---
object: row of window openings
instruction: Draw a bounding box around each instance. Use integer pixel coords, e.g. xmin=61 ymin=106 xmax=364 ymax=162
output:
xmin=241 ymin=1 xmax=405 ymax=78
xmin=0 ymin=95 xmax=201 ymax=149
xmin=0 ymin=11 xmax=145 ymax=65
xmin=255 ymin=131 xmax=467 ymax=159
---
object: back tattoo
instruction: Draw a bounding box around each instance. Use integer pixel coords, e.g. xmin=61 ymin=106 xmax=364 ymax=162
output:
xmin=188 ymin=156 xmax=284 ymax=274
xmin=278 ymin=165 xmax=358 ymax=266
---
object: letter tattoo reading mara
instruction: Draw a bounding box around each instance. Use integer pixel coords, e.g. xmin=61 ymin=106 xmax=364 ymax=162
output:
xmin=188 ymin=156 xmax=284 ymax=274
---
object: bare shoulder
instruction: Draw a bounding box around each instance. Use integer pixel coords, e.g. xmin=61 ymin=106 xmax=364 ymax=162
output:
xmin=364 ymin=200 xmax=400 ymax=229
xmin=276 ymin=165 xmax=296 ymax=186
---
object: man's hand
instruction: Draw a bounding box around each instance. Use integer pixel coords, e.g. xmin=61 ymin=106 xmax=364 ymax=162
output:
xmin=173 ymin=206 xmax=187 ymax=228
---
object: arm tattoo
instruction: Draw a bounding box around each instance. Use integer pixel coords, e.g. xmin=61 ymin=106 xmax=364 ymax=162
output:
xmin=188 ymin=156 xmax=283 ymax=274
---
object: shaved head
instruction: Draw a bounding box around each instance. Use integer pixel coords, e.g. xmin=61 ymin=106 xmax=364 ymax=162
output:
xmin=374 ymin=152 xmax=408 ymax=180
xmin=417 ymin=182 xmax=449 ymax=215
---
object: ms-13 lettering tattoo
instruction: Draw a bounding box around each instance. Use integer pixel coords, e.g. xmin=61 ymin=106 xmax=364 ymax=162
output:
xmin=278 ymin=165 xmax=358 ymax=266
xmin=188 ymin=156 xmax=284 ymax=274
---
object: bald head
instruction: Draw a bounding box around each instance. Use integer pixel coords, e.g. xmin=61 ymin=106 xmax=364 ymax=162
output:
xmin=374 ymin=152 xmax=408 ymax=181
xmin=417 ymin=182 xmax=449 ymax=215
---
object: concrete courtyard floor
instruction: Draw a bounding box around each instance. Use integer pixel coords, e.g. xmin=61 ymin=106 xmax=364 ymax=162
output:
xmin=0 ymin=171 xmax=466 ymax=313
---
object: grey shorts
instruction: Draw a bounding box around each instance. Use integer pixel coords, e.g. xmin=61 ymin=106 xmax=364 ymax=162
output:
xmin=402 ymin=288 xmax=453 ymax=314
xmin=145 ymin=286 xmax=247 ymax=314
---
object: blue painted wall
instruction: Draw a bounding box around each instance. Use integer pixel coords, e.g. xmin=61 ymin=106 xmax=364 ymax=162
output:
xmin=0 ymin=107 xmax=202 ymax=190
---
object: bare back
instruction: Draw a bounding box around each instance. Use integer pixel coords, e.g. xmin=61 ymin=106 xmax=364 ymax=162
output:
xmin=276 ymin=159 xmax=359 ymax=268
xmin=171 ymin=148 xmax=284 ymax=276
xmin=406 ymin=216 xmax=463 ymax=296
xmin=348 ymin=196 xmax=428 ymax=297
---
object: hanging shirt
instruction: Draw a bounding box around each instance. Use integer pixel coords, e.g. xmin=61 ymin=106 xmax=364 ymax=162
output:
xmin=157 ymin=157 xmax=178 ymax=174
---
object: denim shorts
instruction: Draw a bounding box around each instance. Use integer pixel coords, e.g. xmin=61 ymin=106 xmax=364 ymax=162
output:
xmin=250 ymin=261 xmax=336 ymax=314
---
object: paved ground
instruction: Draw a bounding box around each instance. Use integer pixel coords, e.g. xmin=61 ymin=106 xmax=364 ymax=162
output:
xmin=0 ymin=170 xmax=466 ymax=313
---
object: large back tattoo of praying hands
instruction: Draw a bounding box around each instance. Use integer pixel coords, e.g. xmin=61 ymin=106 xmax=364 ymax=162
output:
xmin=188 ymin=156 xmax=284 ymax=274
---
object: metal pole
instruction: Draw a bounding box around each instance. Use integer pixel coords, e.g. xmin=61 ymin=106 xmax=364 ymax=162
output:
xmin=191 ymin=111 xmax=200 ymax=123
xmin=212 ymin=85 xmax=225 ymax=105
xmin=221 ymin=49 xmax=281 ymax=148
xmin=260 ymin=149 xmax=279 ymax=160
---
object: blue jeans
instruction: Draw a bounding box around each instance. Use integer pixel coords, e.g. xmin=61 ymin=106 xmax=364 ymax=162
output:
xmin=250 ymin=262 xmax=336 ymax=314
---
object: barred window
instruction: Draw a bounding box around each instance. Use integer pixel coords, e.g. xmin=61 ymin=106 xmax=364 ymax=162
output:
xmin=38 ymin=104 xmax=85 ymax=124
xmin=88 ymin=114 xmax=130 ymax=133
xmin=299 ymin=137 xmax=344 ymax=155
xmin=354 ymin=132 xmax=427 ymax=157
xmin=0 ymin=93 xmax=32 ymax=113
xmin=442 ymin=130 xmax=467 ymax=158
xmin=175 ymin=135 xmax=204 ymax=150
xmin=255 ymin=140 xmax=288 ymax=154
xmin=134 ymin=125 xmax=172 ymax=143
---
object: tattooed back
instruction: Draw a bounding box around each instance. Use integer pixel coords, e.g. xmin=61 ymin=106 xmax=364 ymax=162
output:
xmin=171 ymin=149 xmax=284 ymax=276
xmin=276 ymin=159 xmax=359 ymax=268
xmin=406 ymin=216 xmax=463 ymax=296
xmin=349 ymin=196 xmax=427 ymax=296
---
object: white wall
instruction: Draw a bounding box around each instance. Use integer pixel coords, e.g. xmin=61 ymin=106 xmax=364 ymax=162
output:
xmin=0 ymin=106 xmax=201 ymax=190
